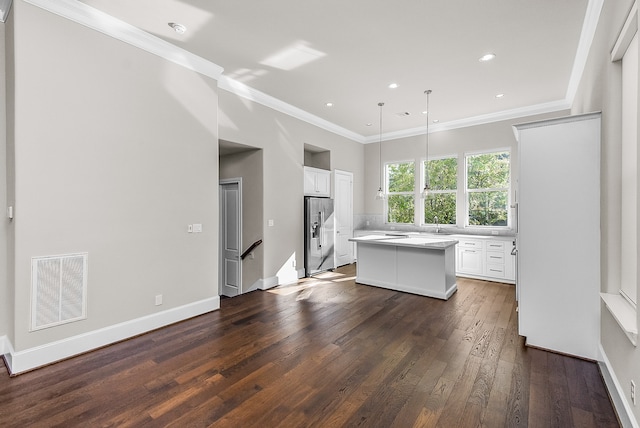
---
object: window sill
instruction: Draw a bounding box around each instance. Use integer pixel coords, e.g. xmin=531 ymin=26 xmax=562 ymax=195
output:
xmin=601 ymin=293 xmax=637 ymax=346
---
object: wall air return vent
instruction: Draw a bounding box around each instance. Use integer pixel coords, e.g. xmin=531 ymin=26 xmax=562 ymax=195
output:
xmin=31 ymin=253 xmax=88 ymax=331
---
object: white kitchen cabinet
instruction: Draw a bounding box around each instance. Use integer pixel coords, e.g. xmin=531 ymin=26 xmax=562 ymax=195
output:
xmin=454 ymin=236 xmax=515 ymax=283
xmin=457 ymin=239 xmax=484 ymax=275
xmin=514 ymin=113 xmax=600 ymax=360
xmin=304 ymin=166 xmax=331 ymax=197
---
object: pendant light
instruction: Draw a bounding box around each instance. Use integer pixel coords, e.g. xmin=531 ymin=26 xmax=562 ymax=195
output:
xmin=375 ymin=102 xmax=385 ymax=200
xmin=422 ymin=90 xmax=432 ymax=199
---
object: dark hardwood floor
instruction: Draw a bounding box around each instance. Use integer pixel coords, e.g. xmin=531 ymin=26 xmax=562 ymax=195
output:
xmin=0 ymin=264 xmax=619 ymax=427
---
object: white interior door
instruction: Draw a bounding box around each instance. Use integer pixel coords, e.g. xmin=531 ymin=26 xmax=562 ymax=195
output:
xmin=334 ymin=170 xmax=354 ymax=267
xmin=220 ymin=179 xmax=242 ymax=297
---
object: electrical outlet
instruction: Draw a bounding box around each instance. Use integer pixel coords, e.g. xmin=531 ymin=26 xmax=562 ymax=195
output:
xmin=155 ymin=295 xmax=163 ymax=306
xmin=632 ymin=380 xmax=636 ymax=405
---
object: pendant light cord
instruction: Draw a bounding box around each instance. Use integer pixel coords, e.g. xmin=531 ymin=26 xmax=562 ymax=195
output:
xmin=379 ymin=102 xmax=384 ymax=191
xmin=424 ymin=90 xmax=432 ymax=193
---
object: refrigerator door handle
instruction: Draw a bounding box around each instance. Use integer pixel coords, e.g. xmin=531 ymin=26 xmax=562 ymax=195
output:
xmin=319 ymin=211 xmax=323 ymax=248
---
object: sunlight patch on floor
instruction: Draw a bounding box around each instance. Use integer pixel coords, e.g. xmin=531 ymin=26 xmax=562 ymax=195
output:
xmin=267 ymin=280 xmax=331 ymax=296
xmin=331 ymin=276 xmax=356 ymax=282
xmin=266 ymin=267 xmax=355 ymax=297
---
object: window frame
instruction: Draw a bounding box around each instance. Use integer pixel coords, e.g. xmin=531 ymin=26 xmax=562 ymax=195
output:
xmin=421 ymin=154 xmax=458 ymax=226
xmin=384 ymin=160 xmax=417 ymax=225
xmin=464 ymin=149 xmax=511 ymax=229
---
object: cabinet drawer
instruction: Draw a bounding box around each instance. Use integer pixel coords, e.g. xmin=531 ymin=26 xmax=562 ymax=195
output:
xmin=486 ymin=241 xmax=505 ymax=251
xmin=486 ymin=251 xmax=505 ymax=264
xmin=486 ymin=264 xmax=506 ymax=278
xmin=458 ymin=239 xmax=483 ymax=249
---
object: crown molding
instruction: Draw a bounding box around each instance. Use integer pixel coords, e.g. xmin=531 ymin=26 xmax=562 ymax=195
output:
xmin=22 ymin=0 xmax=224 ymax=80
xmin=218 ymin=76 xmax=366 ymax=143
xmin=611 ymin=0 xmax=638 ymax=61
xmin=0 ymin=0 xmax=12 ymax=22
xmin=565 ymin=0 xmax=605 ymax=104
xmin=362 ymin=98 xmax=571 ymax=144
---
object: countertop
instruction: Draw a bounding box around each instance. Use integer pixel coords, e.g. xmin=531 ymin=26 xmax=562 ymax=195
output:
xmin=349 ymin=235 xmax=458 ymax=250
xmin=354 ymin=230 xmax=515 ymax=241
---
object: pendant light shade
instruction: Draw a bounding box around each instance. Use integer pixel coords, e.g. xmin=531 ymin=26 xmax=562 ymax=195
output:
xmin=422 ymin=90 xmax=432 ymax=199
xmin=375 ymin=102 xmax=385 ymax=200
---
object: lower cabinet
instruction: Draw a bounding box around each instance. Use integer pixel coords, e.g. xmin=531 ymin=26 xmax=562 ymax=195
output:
xmin=457 ymin=248 xmax=483 ymax=275
xmin=352 ymin=231 xmax=516 ymax=284
xmin=454 ymin=236 xmax=515 ymax=284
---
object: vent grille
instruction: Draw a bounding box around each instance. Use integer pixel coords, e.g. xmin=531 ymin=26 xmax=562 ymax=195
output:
xmin=31 ymin=253 xmax=88 ymax=331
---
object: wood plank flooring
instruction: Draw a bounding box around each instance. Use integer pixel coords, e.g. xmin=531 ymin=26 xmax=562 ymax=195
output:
xmin=0 ymin=264 xmax=619 ymax=427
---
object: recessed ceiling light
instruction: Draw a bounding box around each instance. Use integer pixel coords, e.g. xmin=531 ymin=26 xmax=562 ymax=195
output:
xmin=325 ymin=102 xmax=334 ymax=107
xmin=366 ymin=123 xmax=373 ymax=127
xmin=168 ymin=22 xmax=187 ymax=34
xmin=433 ymin=119 xmax=440 ymax=123
xmin=479 ymin=53 xmax=496 ymax=62
xmin=495 ymin=93 xmax=505 ymax=98
xmin=388 ymin=83 xmax=399 ymax=89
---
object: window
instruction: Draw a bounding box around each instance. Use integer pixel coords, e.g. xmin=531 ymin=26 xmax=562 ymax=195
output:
xmin=620 ymin=30 xmax=638 ymax=305
xmin=386 ymin=162 xmax=415 ymax=224
xmin=601 ymin=3 xmax=638 ymax=344
xmin=423 ymin=157 xmax=457 ymax=225
xmin=466 ymin=151 xmax=510 ymax=227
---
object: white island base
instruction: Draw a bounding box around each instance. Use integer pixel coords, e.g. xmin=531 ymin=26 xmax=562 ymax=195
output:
xmin=350 ymin=236 xmax=458 ymax=300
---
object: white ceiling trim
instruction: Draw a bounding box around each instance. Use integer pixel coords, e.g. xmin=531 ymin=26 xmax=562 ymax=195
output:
xmin=565 ymin=0 xmax=605 ymax=105
xmin=611 ymin=0 xmax=638 ymax=61
xmin=0 ymin=0 xmax=12 ymax=22
xmin=22 ymin=0 xmax=224 ymax=80
xmin=218 ymin=75 xmax=366 ymax=143
xmin=363 ymin=99 xmax=572 ymax=144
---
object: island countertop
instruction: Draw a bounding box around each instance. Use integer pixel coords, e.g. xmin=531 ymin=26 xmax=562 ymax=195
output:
xmin=349 ymin=235 xmax=458 ymax=250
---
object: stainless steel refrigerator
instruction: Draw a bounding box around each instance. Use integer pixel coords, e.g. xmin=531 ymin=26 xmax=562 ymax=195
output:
xmin=304 ymin=197 xmax=335 ymax=276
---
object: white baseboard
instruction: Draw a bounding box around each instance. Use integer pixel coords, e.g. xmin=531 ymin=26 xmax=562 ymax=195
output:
xmin=259 ymin=269 xmax=304 ymax=291
xmin=599 ymin=344 xmax=638 ymax=428
xmin=4 ymin=296 xmax=220 ymax=375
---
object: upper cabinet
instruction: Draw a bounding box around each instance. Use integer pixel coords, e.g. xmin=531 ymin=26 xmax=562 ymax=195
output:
xmin=304 ymin=166 xmax=331 ymax=197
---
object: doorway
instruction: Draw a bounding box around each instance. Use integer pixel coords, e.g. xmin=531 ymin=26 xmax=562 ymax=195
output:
xmin=334 ymin=169 xmax=354 ymax=267
xmin=219 ymin=178 xmax=242 ymax=297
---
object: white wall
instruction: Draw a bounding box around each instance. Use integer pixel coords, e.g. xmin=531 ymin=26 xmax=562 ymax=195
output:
xmin=571 ymin=0 xmax=640 ymax=423
xmin=0 ymin=17 xmax=10 ymax=342
xmin=9 ymin=2 xmax=220 ymax=351
xmin=218 ymin=90 xmax=365 ymax=282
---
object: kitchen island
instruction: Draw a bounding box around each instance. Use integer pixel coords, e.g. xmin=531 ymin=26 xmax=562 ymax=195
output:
xmin=349 ymin=235 xmax=458 ymax=300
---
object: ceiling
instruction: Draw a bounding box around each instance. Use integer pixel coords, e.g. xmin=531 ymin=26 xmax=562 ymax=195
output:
xmin=78 ymin=0 xmax=592 ymax=142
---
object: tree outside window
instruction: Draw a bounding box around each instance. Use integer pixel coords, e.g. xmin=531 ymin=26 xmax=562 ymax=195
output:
xmin=423 ymin=157 xmax=457 ymax=225
xmin=386 ymin=162 xmax=415 ymax=224
xmin=466 ymin=151 xmax=510 ymax=226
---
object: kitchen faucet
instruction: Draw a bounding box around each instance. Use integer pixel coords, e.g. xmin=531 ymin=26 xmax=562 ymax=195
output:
xmin=434 ymin=216 xmax=439 ymax=233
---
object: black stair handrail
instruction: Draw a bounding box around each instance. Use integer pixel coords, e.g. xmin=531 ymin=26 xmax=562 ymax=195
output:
xmin=241 ymin=239 xmax=263 ymax=260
